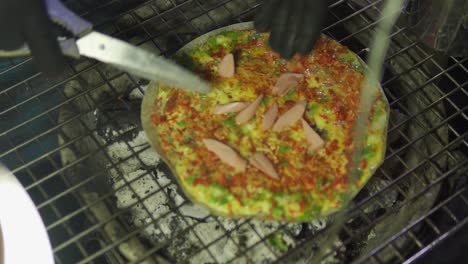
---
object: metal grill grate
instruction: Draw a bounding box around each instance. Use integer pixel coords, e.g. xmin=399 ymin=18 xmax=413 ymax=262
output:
xmin=0 ymin=0 xmax=466 ymax=263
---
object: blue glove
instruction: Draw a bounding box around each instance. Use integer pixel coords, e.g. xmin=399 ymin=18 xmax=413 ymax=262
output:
xmin=254 ymin=0 xmax=328 ymax=59
xmin=0 ymin=0 xmax=66 ymax=78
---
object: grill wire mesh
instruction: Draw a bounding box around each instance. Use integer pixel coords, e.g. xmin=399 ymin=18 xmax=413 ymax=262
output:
xmin=0 ymin=0 xmax=467 ymax=263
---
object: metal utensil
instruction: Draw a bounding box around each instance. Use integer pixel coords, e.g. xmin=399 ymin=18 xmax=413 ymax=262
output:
xmin=0 ymin=0 xmax=211 ymax=94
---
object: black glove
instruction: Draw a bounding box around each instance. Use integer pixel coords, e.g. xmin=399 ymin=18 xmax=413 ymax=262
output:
xmin=0 ymin=0 xmax=67 ymax=78
xmin=254 ymin=0 xmax=328 ymax=60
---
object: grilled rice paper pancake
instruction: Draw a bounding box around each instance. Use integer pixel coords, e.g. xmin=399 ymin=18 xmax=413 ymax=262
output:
xmin=141 ymin=23 xmax=389 ymax=222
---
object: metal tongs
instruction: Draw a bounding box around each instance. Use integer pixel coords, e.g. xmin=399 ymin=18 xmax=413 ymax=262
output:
xmin=0 ymin=0 xmax=211 ymax=94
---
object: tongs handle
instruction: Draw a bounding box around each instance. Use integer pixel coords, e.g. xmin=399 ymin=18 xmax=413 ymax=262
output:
xmin=45 ymin=0 xmax=93 ymax=37
xmin=0 ymin=0 xmax=92 ymax=58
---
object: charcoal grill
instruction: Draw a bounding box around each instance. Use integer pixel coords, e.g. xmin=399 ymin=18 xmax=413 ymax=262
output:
xmin=0 ymin=0 xmax=466 ymax=263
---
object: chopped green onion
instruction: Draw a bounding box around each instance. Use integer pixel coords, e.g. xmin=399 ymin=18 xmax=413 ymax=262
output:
xmin=362 ymin=145 xmax=374 ymax=157
xmin=321 ymin=130 xmax=329 ymax=138
xmin=225 ymin=117 xmax=236 ymax=128
xmin=187 ymin=174 xmax=198 ymax=185
xmin=211 ymin=183 xmax=227 ymax=191
xmin=281 ymin=160 xmax=288 ymax=167
xmin=278 ymin=145 xmax=290 ymax=154
xmin=219 ymin=197 xmax=229 ymax=205
xmin=283 ymin=89 xmax=295 ymax=100
xmin=319 ymin=95 xmax=329 ymax=103
xmin=301 ymin=210 xmax=312 ymax=221
xmin=313 ymin=206 xmax=321 ymax=215
xmin=316 ymin=178 xmax=323 ymax=189
xmin=274 ymin=192 xmax=284 ymax=198
xmin=272 ymin=206 xmax=284 ymax=218
xmin=260 ymin=96 xmax=270 ymax=107
xmin=224 ymin=31 xmax=243 ymax=42
xmin=339 ymin=192 xmax=348 ymax=203
xmin=176 ymin=121 xmax=186 ymax=128
xmin=306 ymin=103 xmax=320 ymax=118
xmin=208 ymin=37 xmax=218 ymax=48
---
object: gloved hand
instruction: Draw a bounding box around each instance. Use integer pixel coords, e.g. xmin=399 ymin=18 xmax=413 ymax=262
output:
xmin=254 ymin=0 xmax=329 ymax=60
xmin=0 ymin=0 xmax=67 ymax=78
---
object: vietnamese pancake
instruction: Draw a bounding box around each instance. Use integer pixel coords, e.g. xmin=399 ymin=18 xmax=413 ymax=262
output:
xmin=141 ymin=22 xmax=389 ymax=222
